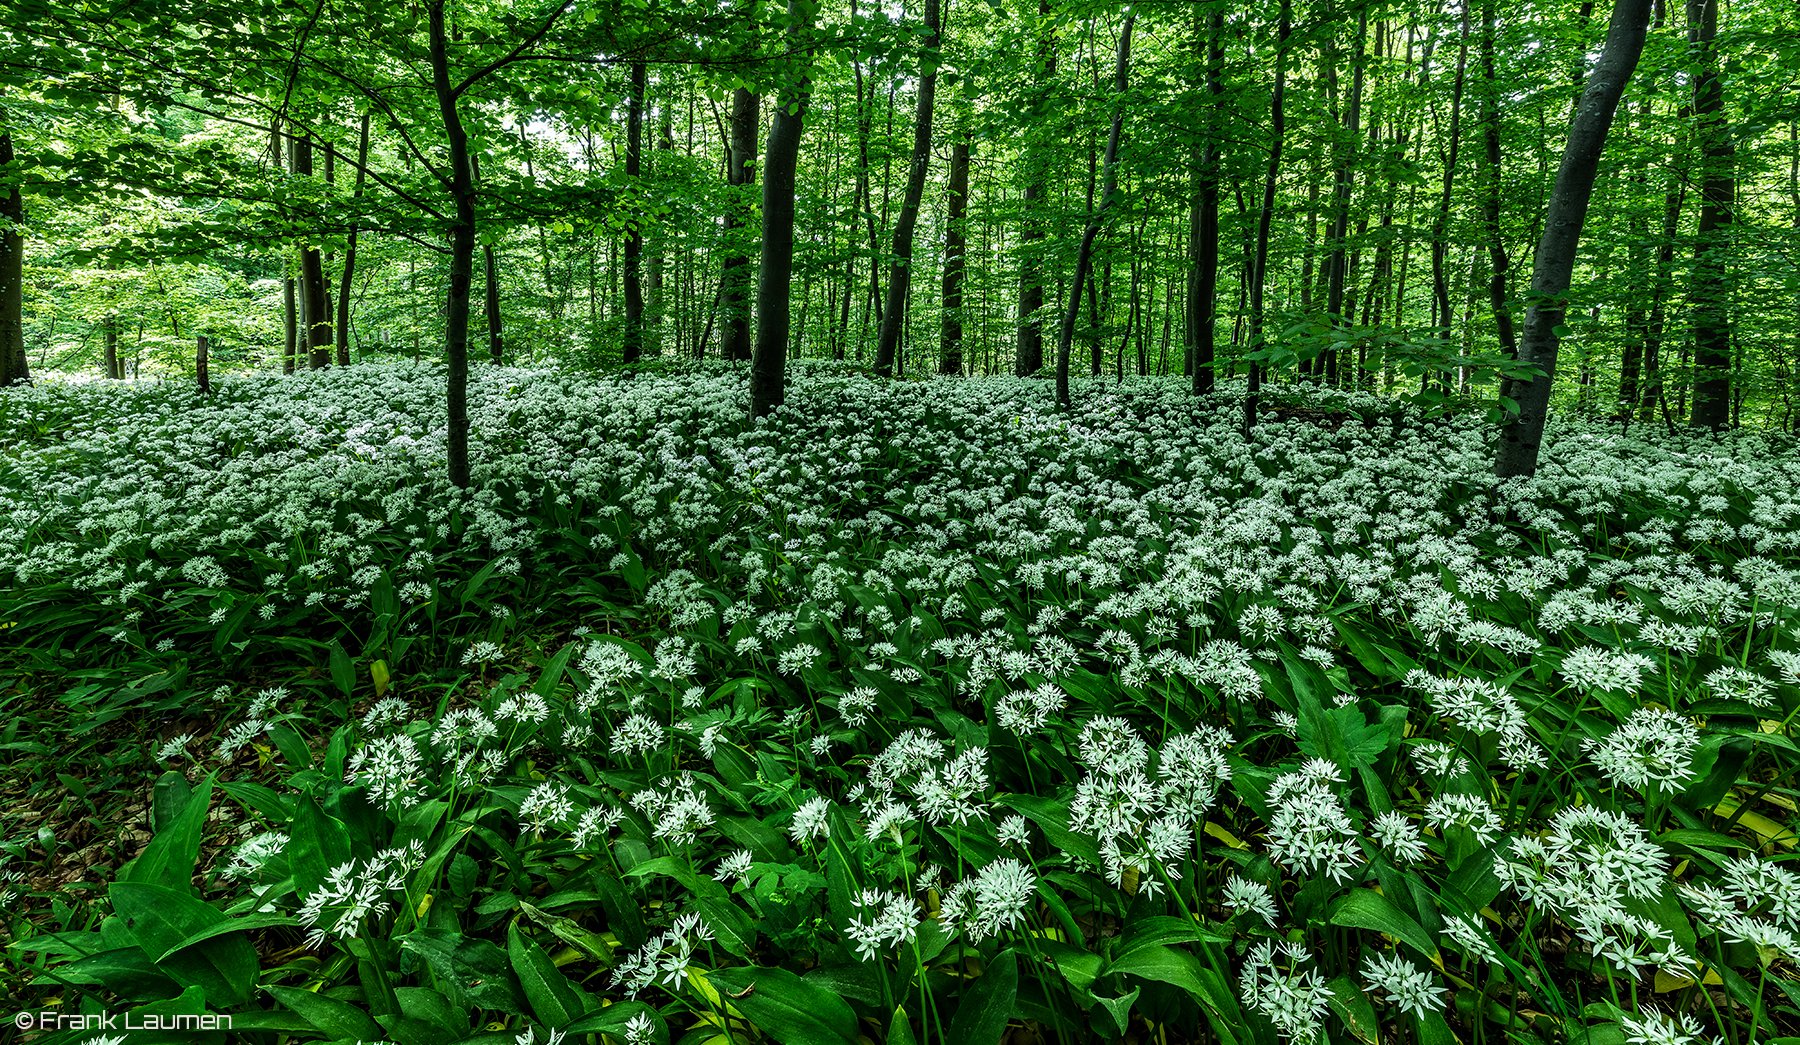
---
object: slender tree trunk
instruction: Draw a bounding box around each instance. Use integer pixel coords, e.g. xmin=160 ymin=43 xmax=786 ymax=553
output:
xmin=1324 ymin=5 xmax=1369 ymax=387
xmin=1494 ymin=0 xmax=1653 ymax=478
xmin=196 ymin=335 xmax=210 ymax=395
xmin=722 ymin=86 xmax=759 ymax=361
xmin=1245 ymin=0 xmax=1292 ymax=429
xmin=1016 ymin=0 xmax=1054 ymax=376
xmin=283 ymin=268 xmax=298 ymax=375
xmin=874 ymin=0 xmax=940 ymax=377
xmin=939 ymin=133 xmax=970 ymax=375
xmin=429 ymin=0 xmax=476 ymax=488
xmin=1431 ymin=1 xmax=1470 ymax=368
xmin=291 ymin=136 xmax=333 ymax=369
xmin=483 ymin=243 xmax=502 ymax=364
xmin=1478 ymin=0 xmax=1517 ymax=374
xmin=337 ymin=111 xmax=371 ymax=366
xmin=623 ymin=60 xmax=647 ymax=363
xmin=1056 ymin=13 xmax=1135 ymax=407
xmin=1686 ymin=0 xmax=1733 ymax=430
xmin=0 ymin=131 xmax=27 ymax=387
xmin=750 ymin=0 xmax=813 ymax=418
xmin=1189 ymin=6 xmax=1223 ymax=395
xmin=104 ymin=315 xmax=120 ymax=379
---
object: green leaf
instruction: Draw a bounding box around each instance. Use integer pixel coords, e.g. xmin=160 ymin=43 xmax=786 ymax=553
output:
xmin=706 ymin=966 xmax=860 ymax=1045
xmin=268 ymin=983 xmax=386 ymax=1042
xmin=946 ymin=948 xmax=1017 ymax=1045
xmin=400 ymin=928 xmax=527 ymax=1015
xmin=329 ymin=639 xmax=355 ymax=698
xmin=1329 ymin=889 xmax=1440 ymax=960
xmin=122 ymin=775 xmax=213 ymax=892
xmin=508 ymin=922 xmax=589 ymax=1027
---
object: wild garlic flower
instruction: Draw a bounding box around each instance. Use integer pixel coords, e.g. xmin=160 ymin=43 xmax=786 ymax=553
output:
xmin=517 ymin=782 xmax=573 ymax=835
xmin=1441 ymin=913 xmax=1500 ymax=963
xmin=347 ymin=733 xmax=425 ymax=807
xmin=1703 ymin=665 xmax=1775 ymax=708
xmin=939 ymin=858 xmax=1035 ymax=942
xmin=1423 ymin=792 xmax=1503 ymax=845
xmin=1222 ymin=874 xmax=1278 ymax=925
xmin=994 ymin=684 xmax=1065 ymax=735
xmin=461 ymin=640 xmax=503 ymax=666
xmin=1156 ymin=725 xmax=1233 ymax=820
xmin=1558 ymin=645 xmax=1656 ymax=694
xmin=790 ymin=796 xmax=831 ymax=844
xmin=631 ymin=773 xmax=714 ymax=845
xmin=714 ymin=848 xmax=753 ymax=885
xmin=1585 ymin=707 xmax=1699 ymax=792
xmin=611 ymin=912 xmax=714 ymax=993
xmin=1238 ymin=941 xmax=1332 ymax=1043
xmin=1361 ymin=951 xmax=1446 ymax=1017
xmin=845 ymin=888 xmax=919 ymax=960
xmin=297 ymin=841 xmax=424 ymax=948
xmin=1264 ymin=762 xmax=1362 ymax=884
xmin=1619 ymin=1008 xmax=1721 ymax=1045
xmin=1369 ymin=811 xmax=1427 ymax=864
xmin=156 ymin=733 xmax=194 ymax=762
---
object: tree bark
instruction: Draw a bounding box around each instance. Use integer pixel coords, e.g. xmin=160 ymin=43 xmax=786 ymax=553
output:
xmin=1056 ymin=12 xmax=1134 ymax=408
xmin=0 ymin=130 xmax=28 ymax=387
xmin=1245 ymin=0 xmax=1292 ymax=429
xmin=196 ymin=334 xmax=210 ymax=395
xmin=1478 ymin=0 xmax=1517 ymax=368
xmin=939 ymin=133 xmax=970 ymax=375
xmin=623 ymin=60 xmax=647 ymax=364
xmin=1016 ymin=0 xmax=1054 ymax=377
xmin=1686 ymin=0 xmax=1733 ymax=430
xmin=1431 ymin=1 xmax=1470 ymax=370
xmin=750 ymin=0 xmax=813 ymax=418
xmin=1493 ymin=0 xmax=1653 ymax=478
xmin=722 ymin=86 xmax=759 ymax=361
xmin=290 ymin=135 xmax=333 ymax=369
xmin=337 ymin=110 xmax=371 ymax=366
xmin=429 ymin=0 xmax=476 ymax=488
xmin=1188 ymin=4 xmax=1223 ymax=395
xmin=873 ymin=0 xmax=940 ymax=377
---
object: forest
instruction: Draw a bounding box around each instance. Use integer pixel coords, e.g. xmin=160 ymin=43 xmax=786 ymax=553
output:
xmin=2 ymin=0 xmax=1800 ymax=1043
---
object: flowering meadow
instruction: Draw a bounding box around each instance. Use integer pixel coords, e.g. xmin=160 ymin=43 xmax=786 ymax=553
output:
xmin=3 ymin=362 xmax=1800 ymax=1045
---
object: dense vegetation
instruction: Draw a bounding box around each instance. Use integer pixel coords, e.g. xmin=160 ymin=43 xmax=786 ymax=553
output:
xmin=1 ymin=367 xmax=1798 ymax=1045
xmin=3 ymin=0 xmax=1800 ymax=1043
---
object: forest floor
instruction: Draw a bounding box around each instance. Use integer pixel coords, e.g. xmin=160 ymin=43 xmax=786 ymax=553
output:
xmin=1 ymin=362 xmax=1798 ymax=1045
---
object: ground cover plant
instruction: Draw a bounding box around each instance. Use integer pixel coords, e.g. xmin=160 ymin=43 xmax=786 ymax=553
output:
xmin=2 ymin=362 xmax=1798 ymax=1045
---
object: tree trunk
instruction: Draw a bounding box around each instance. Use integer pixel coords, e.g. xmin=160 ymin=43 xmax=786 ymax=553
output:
xmin=1686 ymin=0 xmax=1733 ymax=430
xmin=939 ymin=133 xmax=970 ymax=375
xmin=721 ymin=86 xmax=759 ymax=361
xmin=874 ymin=0 xmax=940 ymax=377
xmin=196 ymin=334 xmax=210 ymax=395
xmin=1431 ymin=1 xmax=1470 ymax=369
xmin=291 ymin=135 xmax=333 ymax=369
xmin=1189 ymin=5 xmax=1223 ymax=395
xmin=623 ymin=60 xmax=647 ymax=363
xmin=1245 ymin=0 xmax=1292 ymax=429
xmin=429 ymin=0 xmax=476 ymax=489
xmin=1478 ymin=0 xmax=1517 ymax=375
xmin=1056 ymin=12 xmax=1135 ymax=408
xmin=283 ymin=269 xmax=298 ymax=375
xmin=750 ymin=0 xmax=813 ymax=418
xmin=483 ymin=243 xmax=503 ymax=364
xmin=0 ymin=131 xmax=26 ymax=387
xmin=1016 ymin=0 xmax=1054 ymax=377
xmin=1493 ymin=0 xmax=1652 ymax=478
xmin=104 ymin=315 xmax=120 ymax=379
xmin=1324 ymin=4 xmax=1369 ymax=387
xmin=337 ymin=110 xmax=371 ymax=366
